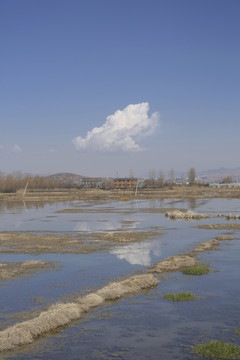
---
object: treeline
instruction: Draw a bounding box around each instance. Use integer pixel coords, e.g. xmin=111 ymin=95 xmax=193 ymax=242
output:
xmin=143 ymin=167 xmax=197 ymax=188
xmin=0 ymin=173 xmax=61 ymax=193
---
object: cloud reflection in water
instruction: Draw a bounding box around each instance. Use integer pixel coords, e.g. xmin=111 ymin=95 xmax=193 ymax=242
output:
xmin=111 ymin=240 xmax=161 ymax=266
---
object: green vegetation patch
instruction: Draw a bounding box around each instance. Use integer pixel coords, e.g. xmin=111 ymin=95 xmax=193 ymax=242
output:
xmin=193 ymin=340 xmax=240 ymax=359
xmin=162 ymin=291 xmax=197 ymax=302
xmin=181 ymin=264 xmax=210 ymax=276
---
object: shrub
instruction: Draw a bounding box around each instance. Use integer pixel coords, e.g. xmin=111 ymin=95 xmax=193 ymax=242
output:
xmin=162 ymin=291 xmax=197 ymax=302
xmin=181 ymin=265 xmax=210 ymax=276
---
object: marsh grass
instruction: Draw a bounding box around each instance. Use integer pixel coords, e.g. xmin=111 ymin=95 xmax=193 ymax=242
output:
xmin=193 ymin=340 xmax=240 ymax=359
xmin=162 ymin=291 xmax=198 ymax=302
xmin=181 ymin=264 xmax=210 ymax=276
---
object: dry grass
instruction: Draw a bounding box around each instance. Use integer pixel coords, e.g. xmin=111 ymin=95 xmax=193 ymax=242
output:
xmin=90 ymin=231 xmax=161 ymax=243
xmin=0 ymin=232 xmax=92 ymax=255
xmin=194 ymin=224 xmax=240 ymax=230
xmin=192 ymin=239 xmax=219 ymax=253
xmin=151 ymin=234 xmax=231 ymax=274
xmin=97 ymin=274 xmax=158 ymax=300
xmin=0 ymin=260 xmax=58 ymax=281
xmin=151 ymin=254 xmax=196 ymax=273
xmin=165 ymin=210 xmax=211 ymax=220
xmin=225 ymin=213 xmax=240 ymax=220
xmin=0 ymin=274 xmax=158 ymax=352
xmin=215 ymin=235 xmax=235 ymax=241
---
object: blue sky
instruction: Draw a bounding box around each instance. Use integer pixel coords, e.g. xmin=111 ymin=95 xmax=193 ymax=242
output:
xmin=1 ymin=0 xmax=240 ymax=178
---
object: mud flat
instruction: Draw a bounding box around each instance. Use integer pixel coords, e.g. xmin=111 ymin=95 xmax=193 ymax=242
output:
xmin=0 ymin=260 xmax=58 ymax=281
xmin=0 ymin=230 xmax=162 ymax=255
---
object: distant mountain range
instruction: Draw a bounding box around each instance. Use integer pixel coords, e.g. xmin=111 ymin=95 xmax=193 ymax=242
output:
xmin=197 ymin=167 xmax=240 ymax=183
xmin=45 ymin=172 xmax=88 ymax=183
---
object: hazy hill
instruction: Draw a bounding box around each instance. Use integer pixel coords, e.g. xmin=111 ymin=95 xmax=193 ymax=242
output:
xmin=45 ymin=173 xmax=87 ymax=183
xmin=198 ymin=167 xmax=240 ymax=183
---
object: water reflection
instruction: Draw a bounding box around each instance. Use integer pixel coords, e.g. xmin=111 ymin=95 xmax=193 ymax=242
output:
xmin=73 ymin=219 xmax=139 ymax=233
xmin=111 ymin=240 xmax=161 ymax=266
xmin=188 ymin=198 xmax=196 ymax=210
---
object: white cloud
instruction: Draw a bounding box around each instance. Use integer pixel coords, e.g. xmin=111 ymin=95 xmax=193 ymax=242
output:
xmin=12 ymin=144 xmax=22 ymax=153
xmin=49 ymin=148 xmax=57 ymax=153
xmin=72 ymin=102 xmax=159 ymax=152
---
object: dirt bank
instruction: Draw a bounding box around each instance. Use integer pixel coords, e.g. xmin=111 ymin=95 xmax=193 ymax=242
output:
xmin=165 ymin=210 xmax=212 ymax=220
xmin=1 ymin=185 xmax=240 ymax=202
xmin=194 ymin=223 xmax=240 ymax=230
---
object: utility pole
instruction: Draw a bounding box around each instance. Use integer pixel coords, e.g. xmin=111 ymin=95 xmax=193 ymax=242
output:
xmin=23 ymin=182 xmax=28 ymax=197
xmin=135 ymin=178 xmax=139 ymax=196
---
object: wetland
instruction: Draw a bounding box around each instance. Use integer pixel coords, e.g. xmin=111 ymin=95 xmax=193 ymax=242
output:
xmin=0 ymin=192 xmax=240 ymax=359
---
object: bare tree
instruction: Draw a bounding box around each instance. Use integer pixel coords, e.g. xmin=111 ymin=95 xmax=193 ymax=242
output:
xmin=147 ymin=169 xmax=157 ymax=188
xmin=180 ymin=173 xmax=185 ymax=185
xmin=169 ymin=168 xmax=175 ymax=184
xmin=158 ymin=170 xmax=165 ymax=187
xmin=149 ymin=169 xmax=156 ymax=180
xmin=188 ymin=167 xmax=196 ymax=185
xmin=220 ymin=176 xmax=233 ymax=184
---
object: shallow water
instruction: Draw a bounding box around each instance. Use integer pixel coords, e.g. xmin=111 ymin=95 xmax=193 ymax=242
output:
xmin=0 ymin=198 xmax=240 ymax=359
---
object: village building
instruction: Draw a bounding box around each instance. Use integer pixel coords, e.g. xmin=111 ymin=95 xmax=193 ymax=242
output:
xmin=113 ymin=178 xmax=144 ymax=189
xmin=79 ymin=178 xmax=102 ymax=188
